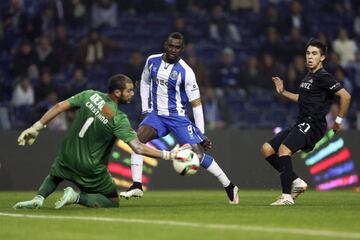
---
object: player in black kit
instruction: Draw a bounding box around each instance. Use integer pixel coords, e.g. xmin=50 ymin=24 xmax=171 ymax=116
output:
xmin=261 ymin=38 xmax=351 ymax=206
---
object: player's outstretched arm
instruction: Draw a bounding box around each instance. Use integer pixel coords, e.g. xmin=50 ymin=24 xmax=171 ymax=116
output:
xmin=18 ymin=100 xmax=72 ymax=146
xmin=332 ymin=88 xmax=351 ymax=133
xmin=272 ymin=77 xmax=299 ymax=103
xmin=128 ymin=138 xmax=191 ymax=160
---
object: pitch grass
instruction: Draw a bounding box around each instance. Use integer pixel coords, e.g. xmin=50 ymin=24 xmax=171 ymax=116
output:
xmin=0 ymin=190 xmax=359 ymax=240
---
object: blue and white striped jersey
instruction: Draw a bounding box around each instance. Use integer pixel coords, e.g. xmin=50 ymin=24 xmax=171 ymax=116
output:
xmin=140 ymin=53 xmax=200 ymax=116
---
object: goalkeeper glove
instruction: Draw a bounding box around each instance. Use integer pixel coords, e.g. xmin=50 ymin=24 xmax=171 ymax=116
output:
xmin=161 ymin=144 xmax=192 ymax=161
xmin=18 ymin=121 xmax=45 ymax=146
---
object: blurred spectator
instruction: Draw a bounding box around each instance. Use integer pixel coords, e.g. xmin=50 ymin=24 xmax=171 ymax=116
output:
xmin=66 ymin=67 xmax=87 ymax=97
xmin=332 ymin=28 xmax=358 ymax=67
xmin=91 ymin=0 xmax=118 ymax=29
xmin=259 ymin=28 xmax=285 ymax=61
xmin=240 ymin=55 xmax=263 ymax=92
xmin=11 ymin=76 xmax=34 ymax=107
xmin=354 ymin=6 xmax=360 ymax=38
xmin=11 ymin=39 xmax=39 ymax=77
xmin=36 ymin=35 xmax=60 ymax=74
xmin=1 ymin=0 xmax=29 ymax=37
xmin=260 ymin=53 xmax=285 ymax=90
xmin=258 ymin=4 xmax=282 ymax=34
xmin=31 ymin=6 xmax=59 ymax=37
xmin=346 ymin=51 xmax=360 ymax=96
xmin=293 ymin=55 xmax=306 ymax=79
xmin=285 ymin=28 xmax=307 ymax=62
xmin=79 ymin=29 xmax=121 ymax=68
xmin=185 ymin=1 xmax=207 ymax=20
xmin=37 ymin=91 xmax=68 ymax=130
xmin=230 ymin=0 xmax=260 ymax=12
xmin=285 ymin=64 xmax=300 ymax=93
xmin=334 ymin=66 xmax=353 ymax=96
xmin=53 ymin=25 xmax=75 ymax=68
xmin=35 ymin=69 xmax=56 ymax=103
xmin=211 ymin=47 xmax=240 ymax=89
xmin=123 ymin=50 xmax=145 ymax=85
xmin=282 ymin=0 xmax=309 ymax=35
xmin=202 ymin=86 xmax=232 ymax=130
xmin=172 ymin=17 xmax=193 ymax=45
xmin=317 ymin=32 xmax=333 ymax=53
xmin=64 ymin=0 xmax=87 ymax=28
xmin=326 ymin=103 xmax=349 ymax=130
xmin=209 ymin=5 xmax=241 ymax=44
xmin=185 ymin=54 xmax=211 ymax=88
xmin=325 ymin=52 xmax=342 ymax=74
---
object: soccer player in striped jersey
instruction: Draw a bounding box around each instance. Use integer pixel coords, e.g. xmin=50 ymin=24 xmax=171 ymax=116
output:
xmin=120 ymin=32 xmax=239 ymax=204
xmin=13 ymin=74 xmax=187 ymax=209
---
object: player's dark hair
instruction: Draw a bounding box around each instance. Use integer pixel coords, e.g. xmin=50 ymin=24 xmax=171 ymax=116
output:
xmin=167 ymin=32 xmax=185 ymax=45
xmin=108 ymin=74 xmax=132 ymax=92
xmin=306 ymin=38 xmax=327 ymax=56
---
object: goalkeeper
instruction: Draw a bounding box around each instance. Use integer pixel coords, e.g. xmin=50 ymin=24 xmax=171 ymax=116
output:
xmin=13 ymin=74 xmax=187 ymax=209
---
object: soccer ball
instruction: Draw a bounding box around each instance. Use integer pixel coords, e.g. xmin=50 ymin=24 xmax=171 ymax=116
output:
xmin=172 ymin=149 xmax=200 ymax=176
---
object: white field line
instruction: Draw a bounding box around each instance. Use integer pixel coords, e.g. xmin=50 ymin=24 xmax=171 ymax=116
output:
xmin=1 ymin=212 xmax=360 ymax=239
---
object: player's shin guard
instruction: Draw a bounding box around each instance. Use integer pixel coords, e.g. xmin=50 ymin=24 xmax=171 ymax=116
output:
xmin=78 ymin=193 xmax=119 ymax=208
xmin=131 ymin=153 xmax=144 ymax=183
xmin=279 ymin=155 xmax=294 ymax=194
xmin=38 ymin=175 xmax=63 ymax=198
xmin=201 ymin=154 xmax=230 ymax=187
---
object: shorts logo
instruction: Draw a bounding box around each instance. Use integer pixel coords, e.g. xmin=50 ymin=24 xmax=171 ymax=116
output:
xmin=170 ymin=70 xmax=178 ymax=80
xmin=298 ymin=122 xmax=310 ymax=134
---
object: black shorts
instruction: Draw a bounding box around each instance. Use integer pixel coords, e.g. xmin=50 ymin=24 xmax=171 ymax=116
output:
xmin=268 ymin=121 xmax=325 ymax=153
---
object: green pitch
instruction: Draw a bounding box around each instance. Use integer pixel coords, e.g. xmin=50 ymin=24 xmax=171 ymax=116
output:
xmin=0 ymin=190 xmax=359 ymax=240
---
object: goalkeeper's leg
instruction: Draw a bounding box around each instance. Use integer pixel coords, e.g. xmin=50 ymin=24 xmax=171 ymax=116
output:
xmin=13 ymin=175 xmax=63 ymax=209
xmin=78 ymin=191 xmax=119 ymax=208
xmin=55 ymin=187 xmax=119 ymax=209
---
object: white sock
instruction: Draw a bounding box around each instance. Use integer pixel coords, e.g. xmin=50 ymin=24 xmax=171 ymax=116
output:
xmin=282 ymin=193 xmax=292 ymax=199
xmin=206 ymin=160 xmax=231 ymax=187
xmin=131 ymin=153 xmax=144 ymax=183
xmin=35 ymin=195 xmax=45 ymax=201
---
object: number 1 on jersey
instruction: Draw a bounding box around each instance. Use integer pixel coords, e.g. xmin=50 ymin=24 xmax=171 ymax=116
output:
xmin=79 ymin=117 xmax=95 ymax=138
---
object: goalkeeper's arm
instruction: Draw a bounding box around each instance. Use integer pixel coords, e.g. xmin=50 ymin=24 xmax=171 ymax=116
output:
xmin=128 ymin=138 xmax=190 ymax=161
xmin=18 ymin=100 xmax=72 ymax=146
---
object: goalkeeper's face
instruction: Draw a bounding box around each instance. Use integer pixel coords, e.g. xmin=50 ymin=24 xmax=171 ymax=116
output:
xmin=118 ymin=82 xmax=134 ymax=104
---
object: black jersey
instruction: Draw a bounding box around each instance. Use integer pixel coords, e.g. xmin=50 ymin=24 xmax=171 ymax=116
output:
xmin=297 ymin=68 xmax=343 ymax=124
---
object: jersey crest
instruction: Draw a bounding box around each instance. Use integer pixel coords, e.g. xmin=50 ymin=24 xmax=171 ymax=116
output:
xmin=170 ymin=70 xmax=178 ymax=80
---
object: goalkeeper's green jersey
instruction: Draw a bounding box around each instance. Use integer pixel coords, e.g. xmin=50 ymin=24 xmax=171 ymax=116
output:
xmin=55 ymin=90 xmax=136 ymax=177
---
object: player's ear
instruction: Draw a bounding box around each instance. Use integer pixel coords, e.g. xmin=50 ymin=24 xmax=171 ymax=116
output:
xmin=320 ymin=55 xmax=326 ymax=62
xmin=114 ymin=89 xmax=121 ymax=98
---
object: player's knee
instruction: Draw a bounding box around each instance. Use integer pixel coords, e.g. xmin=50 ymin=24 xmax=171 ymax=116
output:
xmin=260 ymin=143 xmax=275 ymax=157
xmin=278 ymin=144 xmax=292 ymax=156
